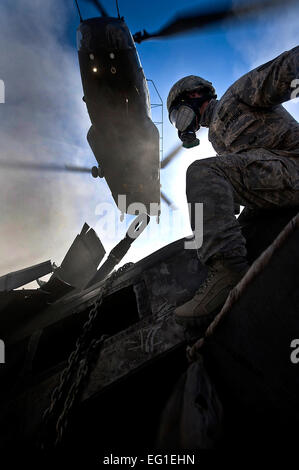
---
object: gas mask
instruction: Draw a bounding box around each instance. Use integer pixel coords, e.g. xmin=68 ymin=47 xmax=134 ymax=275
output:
xmin=169 ymin=95 xmax=210 ymax=149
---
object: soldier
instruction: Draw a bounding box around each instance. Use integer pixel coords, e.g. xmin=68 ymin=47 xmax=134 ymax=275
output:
xmin=167 ymin=45 xmax=299 ymax=328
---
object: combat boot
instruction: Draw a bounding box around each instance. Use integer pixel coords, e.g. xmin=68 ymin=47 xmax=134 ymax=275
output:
xmin=175 ymin=258 xmax=247 ymax=329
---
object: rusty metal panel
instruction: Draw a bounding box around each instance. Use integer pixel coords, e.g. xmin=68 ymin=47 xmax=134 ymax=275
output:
xmin=83 ymin=308 xmax=185 ymax=401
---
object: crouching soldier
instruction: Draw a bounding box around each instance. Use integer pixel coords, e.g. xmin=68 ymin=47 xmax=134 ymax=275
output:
xmin=167 ymin=45 xmax=299 ymax=328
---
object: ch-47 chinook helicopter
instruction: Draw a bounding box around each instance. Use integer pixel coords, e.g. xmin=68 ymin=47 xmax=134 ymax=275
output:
xmin=1 ymin=0 xmax=295 ymax=221
xmin=75 ymin=0 xmax=161 ymax=218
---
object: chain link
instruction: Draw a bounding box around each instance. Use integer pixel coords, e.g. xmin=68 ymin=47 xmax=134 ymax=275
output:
xmin=39 ymin=265 xmax=128 ymax=449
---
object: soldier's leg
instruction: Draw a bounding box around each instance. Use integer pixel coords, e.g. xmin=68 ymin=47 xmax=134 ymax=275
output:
xmin=175 ymin=157 xmax=248 ymax=328
xmin=186 ymin=153 xmax=299 ymax=265
xmin=215 ymin=152 xmax=299 ymax=210
xmin=176 ymin=152 xmax=299 ymax=328
xmin=186 ymin=156 xmax=247 ymax=269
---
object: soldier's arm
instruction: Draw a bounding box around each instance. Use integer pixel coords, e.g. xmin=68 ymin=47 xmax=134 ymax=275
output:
xmin=231 ymin=45 xmax=299 ymax=107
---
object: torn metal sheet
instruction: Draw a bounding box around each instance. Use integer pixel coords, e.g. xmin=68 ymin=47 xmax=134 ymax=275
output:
xmin=0 ymin=261 xmax=52 ymax=292
xmin=54 ymin=223 xmax=106 ymax=290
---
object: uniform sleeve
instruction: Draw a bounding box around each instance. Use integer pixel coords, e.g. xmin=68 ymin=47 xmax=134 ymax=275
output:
xmin=231 ymin=45 xmax=299 ymax=108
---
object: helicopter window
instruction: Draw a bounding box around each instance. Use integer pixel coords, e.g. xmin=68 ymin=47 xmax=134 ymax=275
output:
xmin=77 ymin=25 xmax=92 ymax=51
xmin=106 ymin=24 xmax=132 ymax=50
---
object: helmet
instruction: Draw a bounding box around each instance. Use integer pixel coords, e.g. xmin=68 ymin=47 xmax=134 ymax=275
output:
xmin=167 ymin=75 xmax=216 ymax=113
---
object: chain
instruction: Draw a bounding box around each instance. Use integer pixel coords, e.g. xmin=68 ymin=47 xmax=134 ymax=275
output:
xmin=115 ymin=262 xmax=134 ymax=275
xmin=39 ymin=267 xmax=124 ymax=449
xmin=53 ymin=335 xmax=108 ymax=446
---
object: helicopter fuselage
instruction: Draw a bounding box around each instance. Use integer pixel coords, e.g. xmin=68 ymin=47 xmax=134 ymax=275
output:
xmin=77 ymin=17 xmax=160 ymax=216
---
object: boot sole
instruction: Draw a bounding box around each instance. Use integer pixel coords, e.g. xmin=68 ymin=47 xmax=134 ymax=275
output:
xmin=175 ymin=306 xmax=220 ymax=332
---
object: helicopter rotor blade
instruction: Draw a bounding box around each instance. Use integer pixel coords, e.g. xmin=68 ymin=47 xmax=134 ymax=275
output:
xmin=0 ymin=160 xmax=92 ymax=174
xmin=161 ymin=143 xmax=182 ymax=169
xmin=133 ymin=0 xmax=296 ymax=43
xmin=85 ymin=0 xmax=109 ymax=18
xmin=161 ymin=191 xmax=177 ymax=210
xmin=64 ymin=164 xmax=93 ymax=173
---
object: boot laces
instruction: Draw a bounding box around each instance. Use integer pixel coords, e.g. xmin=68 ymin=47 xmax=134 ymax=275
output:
xmin=195 ymin=266 xmax=218 ymax=296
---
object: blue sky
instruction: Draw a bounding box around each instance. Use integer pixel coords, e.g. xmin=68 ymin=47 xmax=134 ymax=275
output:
xmin=0 ymin=0 xmax=298 ymax=282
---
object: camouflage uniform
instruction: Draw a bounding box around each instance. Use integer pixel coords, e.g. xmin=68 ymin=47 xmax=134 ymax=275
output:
xmin=187 ymin=45 xmax=299 ymax=264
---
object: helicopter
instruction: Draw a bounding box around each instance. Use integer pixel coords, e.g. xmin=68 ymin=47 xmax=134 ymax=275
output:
xmin=1 ymin=0 xmax=295 ymax=220
xmin=76 ymin=0 xmax=161 ymax=217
